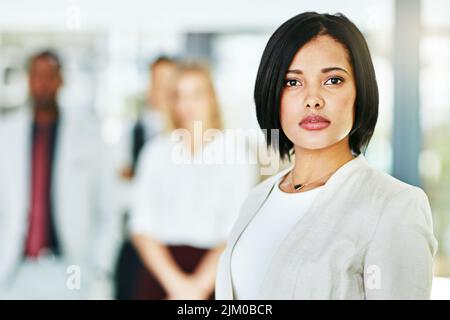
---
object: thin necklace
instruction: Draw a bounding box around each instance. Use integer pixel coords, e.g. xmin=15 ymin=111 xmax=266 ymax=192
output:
xmin=281 ymin=168 xmax=338 ymax=192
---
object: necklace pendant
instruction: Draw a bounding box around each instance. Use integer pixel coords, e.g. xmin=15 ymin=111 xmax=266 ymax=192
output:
xmin=294 ymin=183 xmax=304 ymax=191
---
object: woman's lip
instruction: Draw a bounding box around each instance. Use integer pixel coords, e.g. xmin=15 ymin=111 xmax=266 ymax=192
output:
xmin=300 ymin=115 xmax=330 ymax=124
xmin=299 ymin=115 xmax=330 ymax=131
xmin=299 ymin=121 xmax=330 ymax=130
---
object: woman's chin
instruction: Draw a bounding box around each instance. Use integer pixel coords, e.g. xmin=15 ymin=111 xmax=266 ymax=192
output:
xmin=292 ymin=139 xmax=337 ymax=151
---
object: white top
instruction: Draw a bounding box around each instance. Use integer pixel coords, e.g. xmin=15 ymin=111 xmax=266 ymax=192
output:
xmin=130 ymin=133 xmax=257 ymax=249
xmin=231 ymin=176 xmax=323 ymax=299
xmin=139 ymin=109 xmax=165 ymax=141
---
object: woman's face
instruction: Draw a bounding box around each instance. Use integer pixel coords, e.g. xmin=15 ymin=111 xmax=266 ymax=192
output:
xmin=174 ymin=71 xmax=212 ymax=130
xmin=280 ymin=35 xmax=356 ymax=151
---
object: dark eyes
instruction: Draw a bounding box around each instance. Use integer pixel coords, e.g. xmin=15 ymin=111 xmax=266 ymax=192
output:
xmin=284 ymin=77 xmax=344 ymax=87
xmin=324 ymin=77 xmax=344 ymax=85
xmin=285 ymin=79 xmax=300 ymax=87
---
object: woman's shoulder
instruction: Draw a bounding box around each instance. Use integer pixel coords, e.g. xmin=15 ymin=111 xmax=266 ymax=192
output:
xmin=367 ymin=166 xmax=432 ymax=220
xmin=357 ymin=159 xmax=427 ymax=204
xmin=356 ymin=159 xmax=435 ymax=244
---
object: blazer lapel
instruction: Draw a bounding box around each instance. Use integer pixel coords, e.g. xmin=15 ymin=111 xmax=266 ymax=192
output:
xmin=221 ymin=166 xmax=293 ymax=299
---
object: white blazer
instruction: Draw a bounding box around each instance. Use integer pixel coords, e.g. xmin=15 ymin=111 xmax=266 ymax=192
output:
xmin=215 ymin=154 xmax=438 ymax=299
xmin=0 ymin=107 xmax=122 ymax=294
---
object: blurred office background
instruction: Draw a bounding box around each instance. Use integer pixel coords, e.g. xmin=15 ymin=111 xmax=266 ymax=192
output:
xmin=0 ymin=0 xmax=449 ymax=298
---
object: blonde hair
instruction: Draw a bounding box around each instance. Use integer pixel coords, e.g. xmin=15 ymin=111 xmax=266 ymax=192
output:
xmin=167 ymin=61 xmax=223 ymax=132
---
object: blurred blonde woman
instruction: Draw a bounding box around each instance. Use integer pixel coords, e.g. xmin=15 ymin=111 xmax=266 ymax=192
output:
xmin=130 ymin=62 xmax=257 ymax=299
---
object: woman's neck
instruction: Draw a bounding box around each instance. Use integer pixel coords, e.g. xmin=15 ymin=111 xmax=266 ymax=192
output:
xmin=183 ymin=124 xmax=210 ymax=157
xmin=180 ymin=119 xmax=218 ymax=156
xmin=291 ymin=138 xmax=355 ymax=185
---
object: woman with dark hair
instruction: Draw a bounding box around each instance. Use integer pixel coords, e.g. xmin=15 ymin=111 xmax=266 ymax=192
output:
xmin=215 ymin=12 xmax=437 ymax=300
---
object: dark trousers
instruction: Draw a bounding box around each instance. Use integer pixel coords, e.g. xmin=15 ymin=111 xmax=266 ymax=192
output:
xmin=114 ymin=239 xmax=142 ymax=300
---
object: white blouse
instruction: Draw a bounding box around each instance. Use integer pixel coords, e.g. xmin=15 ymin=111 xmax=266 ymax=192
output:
xmin=231 ymin=177 xmax=323 ymax=299
xmin=130 ymin=133 xmax=257 ymax=249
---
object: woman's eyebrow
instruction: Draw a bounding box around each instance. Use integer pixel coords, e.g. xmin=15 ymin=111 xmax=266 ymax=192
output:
xmin=321 ymin=67 xmax=349 ymax=74
xmin=286 ymin=67 xmax=350 ymax=75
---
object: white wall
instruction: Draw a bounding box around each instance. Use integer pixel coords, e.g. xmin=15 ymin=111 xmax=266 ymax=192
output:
xmin=0 ymin=0 xmax=393 ymax=33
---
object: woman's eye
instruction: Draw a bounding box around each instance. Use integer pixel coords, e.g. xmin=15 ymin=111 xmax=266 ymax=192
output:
xmin=285 ymin=79 xmax=301 ymax=87
xmin=324 ymin=77 xmax=343 ymax=85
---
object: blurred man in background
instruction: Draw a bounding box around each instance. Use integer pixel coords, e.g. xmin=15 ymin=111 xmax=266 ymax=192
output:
xmin=0 ymin=50 xmax=122 ymax=299
xmin=114 ymin=55 xmax=178 ymax=299
xmin=119 ymin=56 xmax=178 ymax=181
